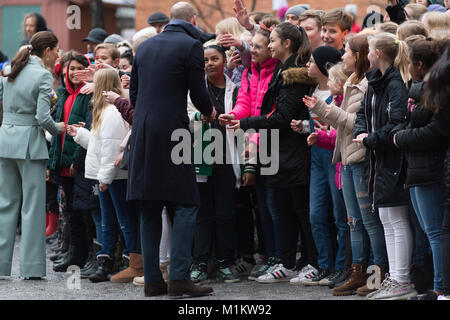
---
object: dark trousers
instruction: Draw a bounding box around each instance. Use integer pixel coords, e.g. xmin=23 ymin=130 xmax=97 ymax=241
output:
xmin=139 ymin=201 xmax=198 ymax=282
xmin=193 ymin=164 xmax=236 ymax=265
xmin=275 ymin=185 xmax=318 ymax=269
xmin=59 ymin=176 xmax=88 ymax=252
xmin=442 ymin=206 xmax=450 ymax=295
xmin=234 ymin=186 xmax=255 ymax=258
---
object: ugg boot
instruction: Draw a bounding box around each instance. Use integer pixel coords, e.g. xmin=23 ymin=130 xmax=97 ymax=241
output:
xmin=332 ymin=264 xmax=368 ymax=296
xmin=110 ymin=253 xmax=143 ymax=283
xmin=46 ymin=212 xmax=58 ymax=237
xmin=356 ymin=265 xmax=389 ymax=296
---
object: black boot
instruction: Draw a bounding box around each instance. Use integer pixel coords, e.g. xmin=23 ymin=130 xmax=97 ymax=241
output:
xmin=80 ymin=240 xmax=102 ymax=278
xmin=113 ymin=255 xmax=130 ymax=275
xmin=89 ymin=255 xmax=114 ymax=283
xmin=53 ymin=245 xmax=88 ymax=272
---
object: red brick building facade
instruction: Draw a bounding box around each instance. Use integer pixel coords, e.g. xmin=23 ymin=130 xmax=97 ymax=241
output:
xmin=135 ymin=0 xmax=387 ymax=33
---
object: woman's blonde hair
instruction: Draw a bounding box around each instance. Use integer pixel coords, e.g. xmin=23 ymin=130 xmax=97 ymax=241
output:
xmin=216 ymin=17 xmax=246 ymax=38
xmin=328 ymin=62 xmax=351 ymax=85
xmin=421 ymin=11 xmax=450 ymax=33
xmin=369 ymin=32 xmax=411 ymax=85
xmin=429 ymin=28 xmax=450 ymax=40
xmin=397 ymin=20 xmax=428 ymax=41
xmin=92 ymin=69 xmax=124 ymax=134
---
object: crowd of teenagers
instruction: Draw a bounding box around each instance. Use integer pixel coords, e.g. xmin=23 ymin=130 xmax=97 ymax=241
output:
xmin=0 ymin=0 xmax=450 ymax=300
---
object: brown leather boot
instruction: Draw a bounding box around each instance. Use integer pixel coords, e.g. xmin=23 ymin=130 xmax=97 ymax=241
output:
xmin=356 ymin=265 xmax=388 ymax=296
xmin=144 ymin=281 xmax=168 ymax=297
xmin=332 ymin=264 xmax=368 ymax=296
xmin=110 ymin=253 xmax=143 ymax=283
xmin=168 ymin=279 xmax=213 ymax=299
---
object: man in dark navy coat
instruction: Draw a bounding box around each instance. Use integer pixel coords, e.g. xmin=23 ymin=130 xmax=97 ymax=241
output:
xmin=128 ymin=2 xmax=215 ymax=298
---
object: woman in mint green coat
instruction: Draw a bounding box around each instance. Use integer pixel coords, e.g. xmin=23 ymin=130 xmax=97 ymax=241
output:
xmin=0 ymin=31 xmax=65 ymax=279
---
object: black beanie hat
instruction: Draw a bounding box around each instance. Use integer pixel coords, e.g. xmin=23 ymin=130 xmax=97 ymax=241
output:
xmin=312 ymin=46 xmax=342 ymax=77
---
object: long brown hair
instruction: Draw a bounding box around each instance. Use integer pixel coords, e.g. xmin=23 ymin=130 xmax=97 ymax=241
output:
xmin=347 ymin=34 xmax=370 ymax=84
xmin=92 ymin=69 xmax=124 ymax=134
xmin=274 ymin=22 xmax=311 ymax=66
xmin=1 ymin=31 xmax=58 ymax=82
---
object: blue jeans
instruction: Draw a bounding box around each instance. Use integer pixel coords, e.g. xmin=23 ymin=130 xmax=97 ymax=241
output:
xmin=253 ymin=174 xmax=280 ymax=258
xmin=90 ymin=208 xmax=102 ymax=244
xmin=410 ymin=184 xmax=445 ymax=292
xmin=309 ymin=146 xmax=348 ymax=271
xmin=341 ymin=162 xmax=388 ymax=268
xmin=97 ymin=179 xmax=137 ymax=258
xmin=139 ymin=201 xmax=198 ymax=282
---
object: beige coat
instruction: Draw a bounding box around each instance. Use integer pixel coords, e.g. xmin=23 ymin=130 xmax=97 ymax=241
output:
xmin=310 ymin=75 xmax=368 ymax=165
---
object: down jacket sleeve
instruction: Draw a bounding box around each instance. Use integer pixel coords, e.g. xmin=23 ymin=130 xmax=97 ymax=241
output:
xmin=73 ymin=127 xmax=91 ymax=150
xmin=395 ymin=113 xmax=450 ymax=151
xmin=363 ymin=79 xmax=408 ymax=150
xmin=240 ymin=82 xmax=309 ymax=131
xmin=97 ymin=108 xmax=128 ymax=185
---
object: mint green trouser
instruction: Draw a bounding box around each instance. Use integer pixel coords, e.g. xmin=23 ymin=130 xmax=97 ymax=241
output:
xmin=0 ymin=156 xmax=46 ymax=277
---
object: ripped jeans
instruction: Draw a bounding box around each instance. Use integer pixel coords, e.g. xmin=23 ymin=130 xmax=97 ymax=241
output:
xmin=341 ymin=162 xmax=388 ymax=268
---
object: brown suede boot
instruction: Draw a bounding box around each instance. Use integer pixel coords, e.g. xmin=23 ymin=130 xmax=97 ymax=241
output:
xmin=110 ymin=253 xmax=143 ymax=283
xmin=356 ymin=265 xmax=389 ymax=296
xmin=168 ymin=279 xmax=213 ymax=299
xmin=144 ymin=281 xmax=168 ymax=297
xmin=332 ymin=264 xmax=368 ymax=296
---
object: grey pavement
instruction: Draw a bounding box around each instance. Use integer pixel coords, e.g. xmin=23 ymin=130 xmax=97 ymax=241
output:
xmin=0 ymin=235 xmax=365 ymax=301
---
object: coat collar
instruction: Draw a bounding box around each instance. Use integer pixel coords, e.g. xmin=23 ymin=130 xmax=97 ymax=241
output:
xmin=164 ymin=19 xmax=201 ymax=40
xmin=29 ymin=55 xmax=44 ymax=67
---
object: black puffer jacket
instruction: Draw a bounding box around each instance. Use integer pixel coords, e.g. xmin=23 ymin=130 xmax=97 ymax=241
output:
xmin=354 ymin=65 xmax=409 ymax=208
xmin=240 ymin=54 xmax=315 ymax=188
xmin=72 ymin=112 xmax=100 ymax=212
xmin=394 ymin=81 xmax=449 ymax=187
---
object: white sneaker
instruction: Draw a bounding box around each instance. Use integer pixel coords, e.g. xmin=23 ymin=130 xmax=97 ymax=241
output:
xmin=133 ymin=276 xmax=144 ymax=287
xmin=256 ymin=264 xmax=297 ymax=283
xmin=372 ymin=279 xmax=418 ymax=300
xmin=438 ymin=295 xmax=450 ymax=300
xmin=290 ymin=264 xmax=318 ymax=285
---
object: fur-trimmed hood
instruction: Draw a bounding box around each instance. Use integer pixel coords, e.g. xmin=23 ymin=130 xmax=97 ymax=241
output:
xmin=282 ymin=67 xmax=317 ymax=86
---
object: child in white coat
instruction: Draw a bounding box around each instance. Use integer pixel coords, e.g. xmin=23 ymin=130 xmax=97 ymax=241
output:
xmin=67 ymin=68 xmax=138 ymax=283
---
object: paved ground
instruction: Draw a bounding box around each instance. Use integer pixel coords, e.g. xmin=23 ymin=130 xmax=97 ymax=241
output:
xmin=0 ymin=235 xmax=365 ymax=301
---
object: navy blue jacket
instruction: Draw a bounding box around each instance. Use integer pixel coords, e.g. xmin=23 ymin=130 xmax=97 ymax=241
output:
xmin=127 ymin=19 xmax=213 ymax=206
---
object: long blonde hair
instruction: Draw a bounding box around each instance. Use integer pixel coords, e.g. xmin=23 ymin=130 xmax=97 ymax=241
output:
xmin=92 ymin=69 xmax=124 ymax=134
xmin=369 ymin=32 xmax=411 ymax=85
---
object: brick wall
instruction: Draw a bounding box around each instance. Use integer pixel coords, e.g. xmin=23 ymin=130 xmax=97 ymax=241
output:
xmin=135 ymin=0 xmax=388 ymax=33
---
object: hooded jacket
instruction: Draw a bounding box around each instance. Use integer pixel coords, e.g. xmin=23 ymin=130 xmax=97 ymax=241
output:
xmin=240 ymin=54 xmax=315 ymax=188
xmin=47 ymin=64 xmax=91 ymax=174
xmin=354 ymin=65 xmax=409 ymax=208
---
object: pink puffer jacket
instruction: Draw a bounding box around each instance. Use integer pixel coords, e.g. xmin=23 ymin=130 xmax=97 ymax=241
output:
xmin=230 ymin=58 xmax=278 ymax=145
xmin=230 ymin=58 xmax=279 ymax=120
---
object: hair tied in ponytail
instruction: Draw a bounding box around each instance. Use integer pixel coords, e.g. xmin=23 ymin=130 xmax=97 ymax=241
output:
xmin=27 ymin=45 xmax=33 ymax=53
xmin=259 ymin=22 xmax=275 ymax=32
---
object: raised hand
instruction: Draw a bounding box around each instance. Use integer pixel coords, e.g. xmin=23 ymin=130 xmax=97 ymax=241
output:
xmin=302 ymin=94 xmax=318 ymax=109
xmin=102 ymin=90 xmax=121 ymax=104
xmin=66 ymin=125 xmax=78 ymax=137
xmin=233 ymin=0 xmax=253 ymax=30
xmin=73 ymin=67 xmax=95 ymax=83
xmin=227 ymin=50 xmax=242 ymax=71
xmin=218 ymin=113 xmax=236 ymax=126
xmin=290 ymin=119 xmax=303 ymax=133
xmin=218 ymin=33 xmax=243 ymax=49
xmin=307 ymin=132 xmax=318 ymax=146
xmin=121 ymin=74 xmax=130 ymax=89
